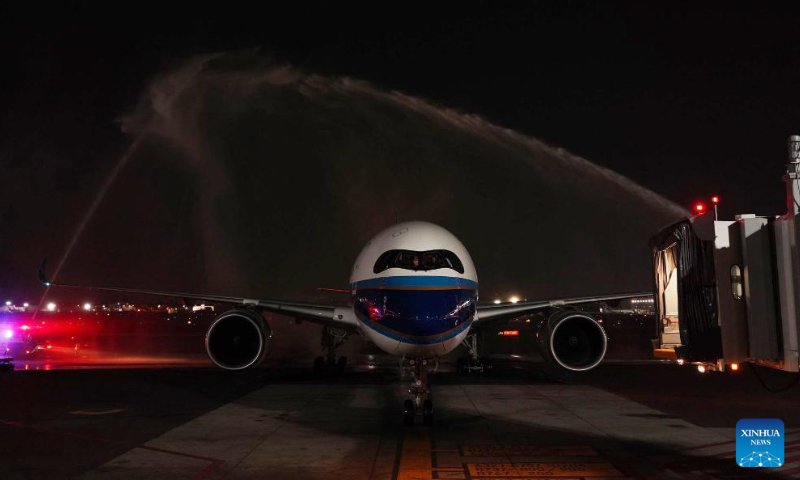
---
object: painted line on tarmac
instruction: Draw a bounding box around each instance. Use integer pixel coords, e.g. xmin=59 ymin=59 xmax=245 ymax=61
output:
xmin=70 ymin=408 xmax=126 ymax=416
xmin=395 ymin=431 xmax=629 ymax=479
xmin=466 ymin=462 xmax=624 ymax=477
xmin=460 ymin=446 xmax=599 ymax=457
xmin=460 ymin=478 xmax=583 ymax=480
xmin=397 ymin=429 xmax=433 ymax=480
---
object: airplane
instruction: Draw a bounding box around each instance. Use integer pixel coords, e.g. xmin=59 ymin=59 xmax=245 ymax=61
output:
xmin=39 ymin=221 xmax=649 ymax=425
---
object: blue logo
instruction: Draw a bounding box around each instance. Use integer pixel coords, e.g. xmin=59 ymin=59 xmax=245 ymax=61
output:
xmin=736 ymin=419 xmax=784 ymax=467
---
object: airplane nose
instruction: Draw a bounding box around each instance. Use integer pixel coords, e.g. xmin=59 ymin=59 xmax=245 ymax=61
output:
xmin=354 ymin=288 xmax=476 ymax=341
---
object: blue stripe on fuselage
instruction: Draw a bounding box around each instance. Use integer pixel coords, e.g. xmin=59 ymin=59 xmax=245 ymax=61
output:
xmin=359 ymin=313 xmax=473 ymax=345
xmin=352 ymin=275 xmax=478 ymax=290
xmin=352 ymin=276 xmax=477 ymax=345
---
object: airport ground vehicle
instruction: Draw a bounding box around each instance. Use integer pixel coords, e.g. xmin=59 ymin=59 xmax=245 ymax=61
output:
xmin=652 ymin=135 xmax=800 ymax=374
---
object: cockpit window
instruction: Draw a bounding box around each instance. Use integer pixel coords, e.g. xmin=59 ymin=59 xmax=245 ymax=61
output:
xmin=373 ymin=249 xmax=465 ymax=274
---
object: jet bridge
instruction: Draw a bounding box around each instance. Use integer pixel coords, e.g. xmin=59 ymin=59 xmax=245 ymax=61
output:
xmin=651 ymin=135 xmax=800 ymax=373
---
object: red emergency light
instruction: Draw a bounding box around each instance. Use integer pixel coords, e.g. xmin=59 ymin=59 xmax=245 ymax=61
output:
xmin=695 ymin=203 xmax=706 ymax=213
xmin=711 ymin=195 xmax=720 ymax=205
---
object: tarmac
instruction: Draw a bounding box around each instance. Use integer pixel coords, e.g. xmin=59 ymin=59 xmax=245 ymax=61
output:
xmin=2 ymin=354 xmax=800 ymax=480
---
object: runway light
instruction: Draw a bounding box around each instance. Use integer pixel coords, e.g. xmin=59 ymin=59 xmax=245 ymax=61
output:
xmin=83 ymin=303 xmax=92 ymax=311
xmin=20 ymin=325 xmax=30 ymax=331
xmin=4 ymin=300 xmax=11 ymax=306
xmin=695 ymin=203 xmax=706 ymax=213
xmin=23 ymin=302 xmax=29 ymax=308
xmin=3 ymin=330 xmax=12 ymax=339
xmin=730 ymin=363 xmax=739 ymax=371
xmin=493 ymin=299 xmax=501 ymax=304
xmin=711 ymin=195 xmax=720 ymax=204
xmin=509 ymin=296 xmax=520 ymax=304
xmin=677 ymin=359 xmax=685 ymax=366
xmin=697 ymin=365 xmax=707 ymax=373
xmin=46 ymin=302 xmax=56 ymax=312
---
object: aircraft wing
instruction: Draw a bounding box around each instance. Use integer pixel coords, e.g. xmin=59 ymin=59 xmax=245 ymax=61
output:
xmin=38 ymin=261 xmax=357 ymax=332
xmin=474 ymin=291 xmax=653 ymax=324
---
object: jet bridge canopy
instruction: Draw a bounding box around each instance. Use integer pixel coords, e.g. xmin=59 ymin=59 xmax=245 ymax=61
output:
xmin=650 ymin=219 xmax=722 ymax=362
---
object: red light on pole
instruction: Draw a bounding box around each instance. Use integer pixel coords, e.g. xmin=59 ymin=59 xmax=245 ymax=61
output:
xmin=711 ymin=195 xmax=719 ymax=220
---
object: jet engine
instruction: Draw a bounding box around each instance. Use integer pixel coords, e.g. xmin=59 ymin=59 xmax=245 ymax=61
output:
xmin=540 ymin=310 xmax=607 ymax=372
xmin=205 ymin=308 xmax=271 ymax=370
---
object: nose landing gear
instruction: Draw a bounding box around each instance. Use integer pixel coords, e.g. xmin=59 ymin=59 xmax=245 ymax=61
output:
xmin=404 ymin=357 xmax=435 ymax=426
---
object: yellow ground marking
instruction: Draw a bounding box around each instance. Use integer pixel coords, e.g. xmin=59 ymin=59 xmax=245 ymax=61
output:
xmin=461 ymin=446 xmax=598 ymax=457
xmin=69 ymin=408 xmax=125 ymax=416
xmin=398 ymin=432 xmax=623 ymax=480
xmin=463 ymin=478 xmax=580 ymax=480
xmin=467 ymin=462 xmax=624 ymax=477
xmin=397 ymin=429 xmax=433 ymax=480
xmin=431 ymin=470 xmax=466 ymax=480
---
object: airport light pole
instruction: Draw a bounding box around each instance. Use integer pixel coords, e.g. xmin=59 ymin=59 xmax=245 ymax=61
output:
xmin=711 ymin=196 xmax=720 ymax=221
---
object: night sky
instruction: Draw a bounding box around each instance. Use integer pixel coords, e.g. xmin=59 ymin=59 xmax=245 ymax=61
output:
xmin=2 ymin=3 xmax=800 ymax=303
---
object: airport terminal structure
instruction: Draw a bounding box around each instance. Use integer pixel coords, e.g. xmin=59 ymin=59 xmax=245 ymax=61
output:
xmin=653 ymin=135 xmax=800 ymax=375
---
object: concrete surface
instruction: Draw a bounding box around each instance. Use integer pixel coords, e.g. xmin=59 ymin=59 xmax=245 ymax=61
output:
xmin=3 ymin=358 xmax=800 ymax=479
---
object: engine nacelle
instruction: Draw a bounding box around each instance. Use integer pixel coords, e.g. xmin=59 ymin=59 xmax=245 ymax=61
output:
xmin=540 ymin=310 xmax=607 ymax=372
xmin=205 ymin=308 xmax=271 ymax=370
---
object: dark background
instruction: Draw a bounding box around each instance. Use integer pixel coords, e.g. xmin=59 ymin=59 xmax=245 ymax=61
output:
xmin=2 ymin=2 xmax=799 ymax=302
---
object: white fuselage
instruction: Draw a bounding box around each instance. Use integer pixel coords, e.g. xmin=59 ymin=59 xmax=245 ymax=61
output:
xmin=348 ymin=222 xmax=478 ymax=358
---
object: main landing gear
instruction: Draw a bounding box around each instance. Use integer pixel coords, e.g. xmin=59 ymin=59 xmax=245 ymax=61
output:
xmin=403 ymin=357 xmax=435 ymax=426
xmin=314 ymin=326 xmax=349 ymax=373
xmin=457 ymin=333 xmax=492 ymax=374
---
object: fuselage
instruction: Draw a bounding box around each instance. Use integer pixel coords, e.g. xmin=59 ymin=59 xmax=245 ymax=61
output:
xmin=349 ymin=222 xmax=478 ymax=357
